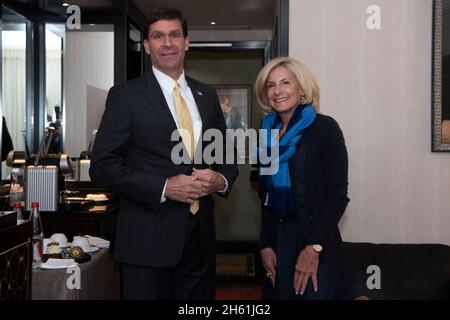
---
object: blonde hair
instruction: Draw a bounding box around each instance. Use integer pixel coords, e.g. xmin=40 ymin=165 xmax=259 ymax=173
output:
xmin=255 ymin=57 xmax=320 ymax=112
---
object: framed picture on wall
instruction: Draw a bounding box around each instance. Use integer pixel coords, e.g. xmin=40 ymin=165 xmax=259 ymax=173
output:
xmin=432 ymin=0 xmax=450 ymax=151
xmin=213 ymin=84 xmax=252 ymax=160
xmin=213 ymin=84 xmax=251 ymax=131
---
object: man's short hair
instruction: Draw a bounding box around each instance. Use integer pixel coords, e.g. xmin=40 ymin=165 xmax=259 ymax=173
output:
xmin=146 ymin=7 xmax=188 ymax=38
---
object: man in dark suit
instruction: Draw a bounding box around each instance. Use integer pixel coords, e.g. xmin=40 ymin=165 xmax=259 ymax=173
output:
xmin=89 ymin=7 xmax=238 ymax=300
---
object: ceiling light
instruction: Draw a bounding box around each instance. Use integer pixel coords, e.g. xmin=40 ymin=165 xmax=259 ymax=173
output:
xmin=189 ymin=43 xmax=232 ymax=48
xmin=62 ymin=3 xmax=70 ymax=6
xmin=210 ymin=22 xmax=216 ymax=25
xmin=190 ymin=26 xmax=250 ymax=31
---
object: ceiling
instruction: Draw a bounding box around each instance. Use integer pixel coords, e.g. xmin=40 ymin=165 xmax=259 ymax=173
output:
xmin=132 ymin=0 xmax=277 ymax=30
xmin=44 ymin=0 xmax=114 ymax=9
xmin=38 ymin=0 xmax=277 ymax=30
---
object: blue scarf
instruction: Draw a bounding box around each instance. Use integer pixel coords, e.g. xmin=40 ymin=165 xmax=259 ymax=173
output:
xmin=259 ymin=104 xmax=316 ymax=218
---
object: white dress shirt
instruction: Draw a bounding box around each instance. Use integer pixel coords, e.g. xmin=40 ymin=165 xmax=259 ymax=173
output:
xmin=152 ymin=67 xmax=228 ymax=202
xmin=153 ymin=66 xmax=202 ymax=146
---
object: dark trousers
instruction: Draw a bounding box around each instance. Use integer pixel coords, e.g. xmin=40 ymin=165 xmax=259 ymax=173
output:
xmin=121 ymin=213 xmax=215 ymax=300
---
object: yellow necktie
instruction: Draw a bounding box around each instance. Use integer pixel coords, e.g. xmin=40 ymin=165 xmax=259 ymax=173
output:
xmin=173 ymin=82 xmax=199 ymax=214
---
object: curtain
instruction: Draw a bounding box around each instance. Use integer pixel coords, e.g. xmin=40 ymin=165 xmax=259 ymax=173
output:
xmin=46 ymin=49 xmax=62 ymax=124
xmin=2 ymin=49 xmax=26 ymax=151
xmin=1 ymin=49 xmax=62 ymax=178
xmin=2 ymin=49 xmax=26 ymax=179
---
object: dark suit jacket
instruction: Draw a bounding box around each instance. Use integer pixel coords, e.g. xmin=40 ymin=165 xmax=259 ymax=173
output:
xmin=90 ymin=70 xmax=238 ymax=267
xmin=2 ymin=117 xmax=13 ymax=161
xmin=259 ymin=114 xmax=349 ymax=262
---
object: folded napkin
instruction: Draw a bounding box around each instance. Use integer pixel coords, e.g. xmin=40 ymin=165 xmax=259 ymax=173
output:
xmin=85 ymin=235 xmax=110 ymax=249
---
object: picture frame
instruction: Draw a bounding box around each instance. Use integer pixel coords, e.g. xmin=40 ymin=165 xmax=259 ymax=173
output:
xmin=432 ymin=0 xmax=450 ymax=151
xmin=213 ymin=84 xmax=252 ymax=131
xmin=213 ymin=84 xmax=252 ymax=160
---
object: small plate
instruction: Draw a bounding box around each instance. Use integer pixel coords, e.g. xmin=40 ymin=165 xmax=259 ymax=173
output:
xmin=39 ymin=259 xmax=78 ymax=269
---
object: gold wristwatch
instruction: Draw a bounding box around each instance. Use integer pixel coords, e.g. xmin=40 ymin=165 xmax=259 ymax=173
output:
xmin=311 ymin=244 xmax=323 ymax=253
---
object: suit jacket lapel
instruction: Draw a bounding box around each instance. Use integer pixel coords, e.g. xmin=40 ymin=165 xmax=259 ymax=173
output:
xmin=142 ymin=70 xmax=178 ymax=136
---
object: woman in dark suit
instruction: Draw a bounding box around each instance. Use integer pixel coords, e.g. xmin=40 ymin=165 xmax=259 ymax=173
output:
xmin=254 ymin=57 xmax=353 ymax=300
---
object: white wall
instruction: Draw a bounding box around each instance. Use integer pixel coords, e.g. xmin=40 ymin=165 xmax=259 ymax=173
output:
xmin=290 ymin=0 xmax=450 ymax=245
xmin=64 ymin=31 xmax=114 ymax=157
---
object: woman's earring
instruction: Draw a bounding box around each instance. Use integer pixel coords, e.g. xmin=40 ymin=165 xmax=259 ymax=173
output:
xmin=300 ymin=96 xmax=306 ymax=104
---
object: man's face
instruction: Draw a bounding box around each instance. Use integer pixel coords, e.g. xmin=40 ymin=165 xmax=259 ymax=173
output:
xmin=144 ymin=19 xmax=189 ymax=80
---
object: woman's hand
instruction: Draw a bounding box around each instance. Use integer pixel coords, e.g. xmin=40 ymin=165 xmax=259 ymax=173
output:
xmin=293 ymin=246 xmax=320 ymax=295
xmin=260 ymin=247 xmax=277 ymax=287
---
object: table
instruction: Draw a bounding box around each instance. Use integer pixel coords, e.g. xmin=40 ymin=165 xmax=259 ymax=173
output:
xmin=32 ymin=248 xmax=120 ymax=300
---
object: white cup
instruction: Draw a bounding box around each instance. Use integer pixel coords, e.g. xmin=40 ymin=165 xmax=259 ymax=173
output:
xmin=50 ymin=233 xmax=68 ymax=247
xmin=72 ymin=236 xmax=91 ymax=252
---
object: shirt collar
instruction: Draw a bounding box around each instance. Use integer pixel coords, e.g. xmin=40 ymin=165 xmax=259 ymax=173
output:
xmin=152 ymin=66 xmax=188 ymax=93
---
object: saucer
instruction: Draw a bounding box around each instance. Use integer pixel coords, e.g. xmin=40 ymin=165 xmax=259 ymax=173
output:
xmin=39 ymin=259 xmax=78 ymax=269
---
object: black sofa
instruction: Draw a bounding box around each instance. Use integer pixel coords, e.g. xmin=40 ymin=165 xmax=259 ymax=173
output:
xmin=344 ymin=242 xmax=450 ymax=300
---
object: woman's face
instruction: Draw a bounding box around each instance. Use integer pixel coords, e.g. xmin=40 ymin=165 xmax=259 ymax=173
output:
xmin=266 ymin=66 xmax=304 ymax=115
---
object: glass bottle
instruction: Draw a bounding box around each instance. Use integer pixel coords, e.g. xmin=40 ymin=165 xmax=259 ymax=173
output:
xmin=13 ymin=202 xmax=25 ymax=224
xmin=31 ymin=202 xmax=44 ymax=269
